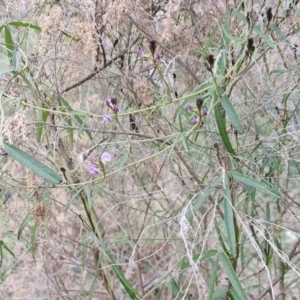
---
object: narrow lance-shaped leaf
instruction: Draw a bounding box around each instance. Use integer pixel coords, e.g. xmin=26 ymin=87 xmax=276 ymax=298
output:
xmin=221 ymin=95 xmax=244 ymax=134
xmin=36 ymin=108 xmax=50 ymax=143
xmin=95 ymin=235 xmax=139 ymax=299
xmin=214 ymin=95 xmax=236 ymax=156
xmin=9 ymin=21 xmax=41 ymax=31
xmin=207 ymin=255 xmax=220 ymax=300
xmin=60 ymin=97 xmax=93 ymax=140
xmin=3 ymin=142 xmax=62 ymax=184
xmin=230 ymin=171 xmax=281 ymax=198
xmin=224 ymin=175 xmax=237 ymax=258
xmin=18 ymin=212 xmax=33 ymax=240
xmin=220 ymin=252 xmax=248 ymax=300
xmin=4 ymin=25 xmax=14 ymax=61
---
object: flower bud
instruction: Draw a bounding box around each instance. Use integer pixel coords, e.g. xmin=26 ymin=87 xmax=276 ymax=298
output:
xmin=196 ymin=98 xmax=203 ymax=109
xmin=149 ymin=40 xmax=157 ymax=55
xmin=206 ymin=54 xmax=215 ymax=68
xmin=266 ymin=7 xmax=272 ymax=23
xmin=111 ymin=97 xmax=117 ymax=105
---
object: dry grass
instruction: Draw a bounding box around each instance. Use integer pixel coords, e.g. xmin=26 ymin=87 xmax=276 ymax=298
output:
xmin=1 ymin=0 xmax=300 ymax=299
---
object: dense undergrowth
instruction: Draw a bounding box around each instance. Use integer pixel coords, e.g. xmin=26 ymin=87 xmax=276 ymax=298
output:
xmin=1 ymin=0 xmax=300 ymax=299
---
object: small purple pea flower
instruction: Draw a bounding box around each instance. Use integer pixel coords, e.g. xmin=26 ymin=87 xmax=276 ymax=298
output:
xmin=6 ymin=192 xmax=12 ymax=201
xmin=113 ymin=105 xmax=119 ymax=113
xmin=89 ymin=156 xmax=95 ymax=164
xmin=186 ymin=104 xmax=193 ymax=111
xmin=138 ymin=49 xmax=143 ymax=56
xmin=103 ymin=114 xmax=112 ymax=122
xmin=106 ymin=98 xmax=119 ymax=113
xmin=155 ymin=52 xmax=162 ymax=60
xmin=89 ymin=166 xmax=100 ymax=175
xmin=192 ymin=117 xmax=198 ymax=124
xmin=101 ymin=152 xmax=112 ymax=164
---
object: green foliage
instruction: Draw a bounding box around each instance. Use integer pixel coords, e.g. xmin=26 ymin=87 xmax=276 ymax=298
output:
xmin=1 ymin=1 xmax=300 ymax=299
xmin=3 ymin=142 xmax=62 ymax=184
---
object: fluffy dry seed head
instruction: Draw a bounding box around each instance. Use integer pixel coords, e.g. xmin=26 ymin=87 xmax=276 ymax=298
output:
xmin=3 ymin=112 xmax=29 ymax=145
xmin=32 ymin=203 xmax=46 ymax=222
xmin=133 ymin=77 xmax=155 ymax=107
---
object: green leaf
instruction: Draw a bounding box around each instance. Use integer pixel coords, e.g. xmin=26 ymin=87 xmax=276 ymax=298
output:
xmin=275 ymin=239 xmax=285 ymax=280
xmin=30 ymin=220 xmax=38 ymax=263
xmin=272 ymin=24 xmax=293 ymax=50
xmin=66 ymin=116 xmax=74 ymax=149
xmin=220 ymin=252 xmax=248 ymax=300
xmin=4 ymin=26 xmax=15 ymax=61
xmin=230 ymin=171 xmax=281 ymax=198
xmin=253 ymin=24 xmax=262 ymax=36
xmin=3 ymin=142 xmax=62 ymax=184
xmin=61 ymin=30 xmax=80 ymax=42
xmin=224 ymin=175 xmax=237 ymax=258
xmin=187 ymin=176 xmax=221 ymax=222
xmin=1 ymin=240 xmax=15 ymax=258
xmin=235 ymin=53 xmax=246 ymax=74
xmin=19 ymin=72 xmax=33 ymax=90
xmin=36 ymin=108 xmax=50 ymax=143
xmin=12 ymin=50 xmax=21 ymax=70
xmin=60 ymin=98 xmax=93 ymax=140
xmin=207 ymin=255 xmax=220 ymax=300
xmin=215 ymin=221 xmax=229 ymax=255
xmin=95 ymin=235 xmax=139 ymax=299
xmin=221 ymin=17 xmax=230 ymax=49
xmin=181 ymin=132 xmax=189 ymax=153
xmin=221 ymin=95 xmax=244 ymax=134
xmin=215 ymin=49 xmax=227 ymax=78
xmin=212 ymin=289 xmax=228 ymax=300
xmin=9 ymin=21 xmax=41 ymax=31
xmin=203 ymin=14 xmax=226 ymax=53
xmin=270 ymin=69 xmax=286 ymax=74
xmin=170 ymin=278 xmax=183 ymax=298
xmin=214 ymin=96 xmax=236 ymax=156
xmin=232 ymin=11 xmax=248 ymax=24
xmin=182 ymin=250 xmax=218 ymax=271
xmin=0 ymin=241 xmax=2 ymax=267
xmin=17 ymin=212 xmax=33 ymax=240
xmin=69 ymin=109 xmax=88 ymax=116
xmin=0 ymin=69 xmax=13 ymax=74
xmin=65 ymin=186 xmax=85 ymax=211
xmin=264 ymin=35 xmax=274 ymax=49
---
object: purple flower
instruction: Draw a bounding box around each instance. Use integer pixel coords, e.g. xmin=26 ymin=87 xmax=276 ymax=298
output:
xmin=103 ymin=114 xmax=112 ymax=122
xmin=89 ymin=156 xmax=95 ymax=164
xmin=89 ymin=166 xmax=100 ymax=175
xmin=192 ymin=117 xmax=198 ymax=124
xmin=6 ymin=192 xmax=12 ymax=200
xmin=101 ymin=152 xmax=112 ymax=164
xmin=186 ymin=104 xmax=193 ymax=111
xmin=137 ymin=49 xmax=143 ymax=56
xmin=113 ymin=105 xmax=119 ymax=113
xmin=106 ymin=98 xmax=119 ymax=113
xmin=155 ymin=52 xmax=162 ymax=60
